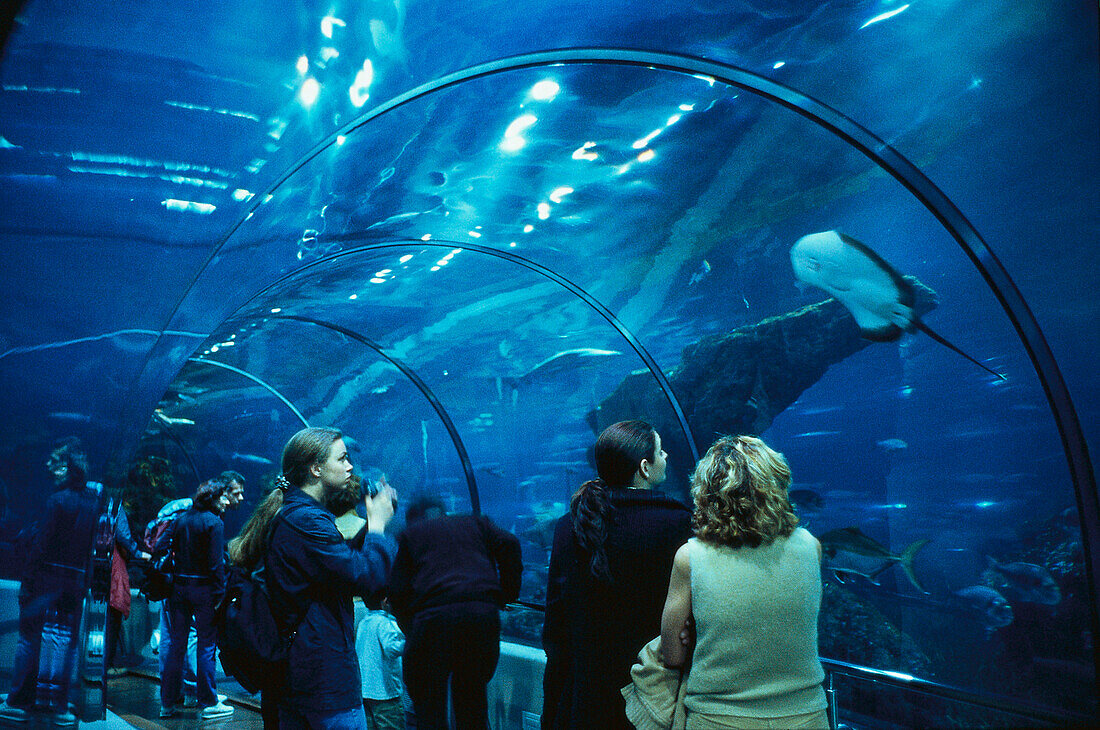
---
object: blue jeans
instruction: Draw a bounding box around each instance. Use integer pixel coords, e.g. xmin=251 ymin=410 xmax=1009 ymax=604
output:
xmin=36 ymin=593 xmax=83 ymax=711
xmin=157 ymin=605 xmax=198 ymax=695
xmin=7 ymin=593 xmax=49 ymax=708
xmin=278 ymin=704 xmax=368 ymax=730
xmin=160 ymin=586 xmax=217 ymax=708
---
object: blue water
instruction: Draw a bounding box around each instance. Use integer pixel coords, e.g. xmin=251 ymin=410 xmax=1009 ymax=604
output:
xmin=0 ymin=0 xmax=1097 ymax=722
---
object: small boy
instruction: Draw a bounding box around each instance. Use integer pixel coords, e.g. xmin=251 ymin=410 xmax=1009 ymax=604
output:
xmin=356 ymin=597 xmax=406 ymax=730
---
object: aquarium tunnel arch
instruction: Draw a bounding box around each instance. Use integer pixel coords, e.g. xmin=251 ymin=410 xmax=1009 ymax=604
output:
xmin=1 ymin=1 xmax=1097 ymax=725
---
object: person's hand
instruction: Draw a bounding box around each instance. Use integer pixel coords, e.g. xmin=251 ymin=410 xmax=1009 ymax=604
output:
xmin=364 ymin=484 xmax=396 ymax=533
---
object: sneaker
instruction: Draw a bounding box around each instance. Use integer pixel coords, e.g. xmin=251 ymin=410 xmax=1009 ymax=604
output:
xmin=200 ymin=702 xmax=233 ymax=720
xmin=158 ymin=706 xmax=179 ymax=718
xmin=185 ymin=694 xmax=225 ymax=708
xmin=53 ymin=712 xmax=77 ymax=727
xmin=0 ymin=701 xmax=27 ymax=722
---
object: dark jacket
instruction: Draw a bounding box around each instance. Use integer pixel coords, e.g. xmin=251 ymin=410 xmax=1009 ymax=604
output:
xmin=30 ymin=482 xmax=101 ymax=597
xmin=542 ymin=489 xmax=692 ymax=730
xmin=388 ymin=514 xmax=522 ymax=631
xmin=264 ymin=488 xmax=397 ymax=712
xmin=155 ymin=505 xmax=226 ymax=601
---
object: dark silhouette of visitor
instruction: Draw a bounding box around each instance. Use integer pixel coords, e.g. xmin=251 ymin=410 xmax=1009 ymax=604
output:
xmin=541 ymin=420 xmax=692 ymax=729
xmin=388 ymin=494 xmax=522 ymax=730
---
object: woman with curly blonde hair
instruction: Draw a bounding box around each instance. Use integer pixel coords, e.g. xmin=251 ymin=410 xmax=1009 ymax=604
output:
xmin=660 ymin=435 xmax=828 ymax=729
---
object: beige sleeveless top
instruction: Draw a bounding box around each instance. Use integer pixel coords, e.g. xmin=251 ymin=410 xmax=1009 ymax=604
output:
xmin=684 ymin=529 xmax=827 ymax=718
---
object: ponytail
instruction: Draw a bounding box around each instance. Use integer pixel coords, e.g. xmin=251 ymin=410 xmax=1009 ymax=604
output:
xmin=570 ymin=478 xmax=614 ymax=582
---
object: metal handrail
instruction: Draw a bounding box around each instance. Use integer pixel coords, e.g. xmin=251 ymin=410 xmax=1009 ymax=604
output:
xmin=502 ymin=603 xmax=1094 ymax=726
xmin=821 ymin=657 xmax=1094 ymax=727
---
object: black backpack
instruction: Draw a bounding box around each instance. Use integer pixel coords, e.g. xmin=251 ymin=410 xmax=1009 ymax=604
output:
xmin=215 ymin=512 xmax=304 ymax=694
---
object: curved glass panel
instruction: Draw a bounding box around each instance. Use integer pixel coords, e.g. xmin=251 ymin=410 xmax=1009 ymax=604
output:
xmin=1 ymin=3 xmax=1096 ymax=725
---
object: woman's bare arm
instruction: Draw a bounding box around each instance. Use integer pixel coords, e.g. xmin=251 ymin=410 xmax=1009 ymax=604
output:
xmin=660 ymin=542 xmax=693 ymax=667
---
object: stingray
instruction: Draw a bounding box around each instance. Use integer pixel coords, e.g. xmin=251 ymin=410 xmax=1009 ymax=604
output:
xmin=790 ymin=230 xmax=1005 ymax=380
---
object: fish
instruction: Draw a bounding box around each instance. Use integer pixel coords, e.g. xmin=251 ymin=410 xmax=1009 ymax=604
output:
xmin=876 ymin=438 xmax=908 ymax=451
xmin=47 ymin=412 xmax=92 ymax=422
xmin=231 ymin=452 xmax=274 ymax=466
xmin=505 ymin=348 xmax=621 ymax=388
xmin=954 ymin=585 xmax=1015 ymax=630
xmin=790 ymin=230 xmax=1006 ymax=380
xmin=153 ymin=410 xmax=195 ymax=426
xmin=819 ymin=527 xmax=930 ymax=593
xmin=789 ymin=488 xmax=824 ymax=511
xmin=791 ymin=430 xmax=841 ymax=438
xmin=984 ymin=557 xmax=1061 ymax=605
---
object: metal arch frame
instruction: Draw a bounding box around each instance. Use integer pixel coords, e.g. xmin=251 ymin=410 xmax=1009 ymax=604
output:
xmin=268 ymin=313 xmax=482 ymax=514
xmin=239 ymin=238 xmax=703 ymax=467
xmin=146 ymin=48 xmax=1096 ymax=680
xmin=187 ymin=357 xmax=311 ymax=428
xmin=146 ymin=417 xmax=201 ymax=485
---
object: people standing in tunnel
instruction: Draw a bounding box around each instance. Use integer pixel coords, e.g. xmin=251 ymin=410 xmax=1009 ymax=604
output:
xmin=155 ymin=478 xmax=234 ymax=720
xmin=660 ymin=436 xmax=827 ymax=729
xmin=541 ymin=420 xmax=692 ymax=730
xmin=104 ymin=501 xmax=152 ymax=678
xmin=265 ymin=427 xmax=397 ymax=730
xmin=0 ymin=438 xmax=102 ymax=726
xmin=388 ymin=494 xmax=522 ymax=730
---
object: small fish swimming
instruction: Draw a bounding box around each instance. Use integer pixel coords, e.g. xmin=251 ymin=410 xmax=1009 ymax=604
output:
xmin=789 ymin=488 xmax=824 ymax=511
xmin=984 ymin=557 xmax=1061 ymax=605
xmin=231 ymin=452 xmax=274 ymax=465
xmin=506 ymin=348 xmax=621 ymax=388
xmin=876 ymin=438 xmax=909 ymax=451
xmin=954 ymin=585 xmax=1015 ymax=630
xmin=153 ymin=410 xmax=195 ymax=426
xmin=790 ymin=230 xmax=1005 ymax=380
xmin=47 ymin=412 xmax=92 ymax=423
xmin=820 ymin=526 xmax=930 ymax=593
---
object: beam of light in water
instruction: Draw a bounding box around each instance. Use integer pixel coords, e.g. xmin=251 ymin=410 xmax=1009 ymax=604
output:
xmin=637 ymin=149 xmax=656 ymax=162
xmin=571 ymin=141 xmax=598 ymax=161
xmin=523 ymin=224 xmax=534 ymax=233
xmin=321 ymin=47 xmax=339 ymax=62
xmin=501 ymin=113 xmax=538 ymax=152
xmin=773 ymin=61 xmax=785 ymax=69
xmin=537 ymin=202 xmax=551 ymax=220
xmin=468 ymin=230 xmax=482 ymax=238
xmin=299 ymin=78 xmax=321 ymax=107
xmin=296 ymin=55 xmax=309 ymax=74
xmin=165 ymin=101 xmax=261 ymax=122
xmin=549 ymin=186 xmax=573 ymax=203
xmin=335 ymin=135 xmax=346 ymax=146
xmin=400 ymin=254 xmax=415 ymax=263
xmin=632 ymin=129 xmax=661 ymax=149
xmin=162 ymin=199 xmax=216 ymax=214
xmin=419 ymin=235 xmax=431 ymax=241
xmin=350 ymin=59 xmax=374 ymax=107
xmin=665 ymin=114 xmax=681 ymax=126
xmin=321 ymin=15 xmax=346 ymax=38
xmin=860 ymin=4 xmax=910 ymax=29
xmin=530 ymin=79 xmax=560 ymax=101
xmin=232 ymin=189 xmax=253 ymax=201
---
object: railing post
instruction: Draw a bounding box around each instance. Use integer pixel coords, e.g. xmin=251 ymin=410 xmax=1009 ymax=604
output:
xmin=826 ymin=669 xmax=838 ymax=730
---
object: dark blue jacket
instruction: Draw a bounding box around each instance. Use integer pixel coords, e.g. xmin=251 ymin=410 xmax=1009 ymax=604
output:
xmin=264 ymin=488 xmax=397 ymax=712
xmin=30 ymin=481 xmax=101 ymax=597
xmin=155 ymin=505 xmax=226 ymax=599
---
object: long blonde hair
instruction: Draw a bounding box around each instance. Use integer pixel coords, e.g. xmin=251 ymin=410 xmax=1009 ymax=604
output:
xmin=228 ymin=489 xmax=284 ymax=570
xmin=691 ymin=435 xmax=798 ymax=548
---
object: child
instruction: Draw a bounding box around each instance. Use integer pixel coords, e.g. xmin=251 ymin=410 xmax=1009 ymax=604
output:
xmin=356 ymin=597 xmax=406 ymax=730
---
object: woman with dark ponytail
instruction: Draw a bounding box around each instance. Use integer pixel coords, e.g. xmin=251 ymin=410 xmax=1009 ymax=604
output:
xmin=542 ymin=420 xmax=692 ymax=729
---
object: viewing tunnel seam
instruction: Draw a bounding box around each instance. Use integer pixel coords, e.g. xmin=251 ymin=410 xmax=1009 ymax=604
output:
xmin=269 ymin=314 xmax=480 ymax=514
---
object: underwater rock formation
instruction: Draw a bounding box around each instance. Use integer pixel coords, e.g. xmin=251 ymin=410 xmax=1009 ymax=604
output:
xmin=592 ymin=276 xmax=937 ymax=480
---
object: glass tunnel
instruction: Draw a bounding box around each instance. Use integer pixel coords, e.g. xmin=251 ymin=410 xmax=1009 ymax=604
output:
xmin=0 ymin=0 xmax=1097 ymax=726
